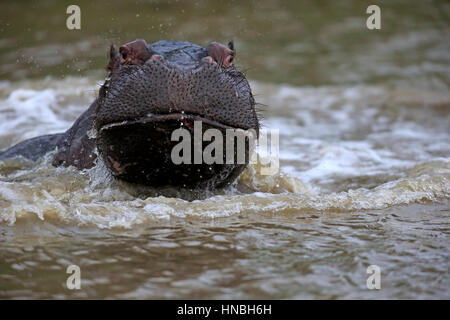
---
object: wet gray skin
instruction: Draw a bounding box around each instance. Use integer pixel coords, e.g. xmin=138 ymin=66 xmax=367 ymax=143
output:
xmin=0 ymin=39 xmax=259 ymax=189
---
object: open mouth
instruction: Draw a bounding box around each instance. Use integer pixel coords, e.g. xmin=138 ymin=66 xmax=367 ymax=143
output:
xmin=99 ymin=113 xmax=239 ymax=132
xmin=96 ymin=113 xmax=249 ymax=188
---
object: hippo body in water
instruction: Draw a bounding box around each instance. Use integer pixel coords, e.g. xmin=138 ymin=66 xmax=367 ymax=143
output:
xmin=0 ymin=40 xmax=259 ymax=189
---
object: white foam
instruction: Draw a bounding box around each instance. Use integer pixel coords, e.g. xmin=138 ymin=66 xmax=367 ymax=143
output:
xmin=0 ymin=79 xmax=449 ymax=228
xmin=0 ymin=78 xmax=96 ymax=147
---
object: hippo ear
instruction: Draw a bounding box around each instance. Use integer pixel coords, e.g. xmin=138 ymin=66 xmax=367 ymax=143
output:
xmin=206 ymin=41 xmax=235 ymax=68
xmin=228 ymin=41 xmax=234 ymax=52
xmin=106 ymin=44 xmax=119 ymax=72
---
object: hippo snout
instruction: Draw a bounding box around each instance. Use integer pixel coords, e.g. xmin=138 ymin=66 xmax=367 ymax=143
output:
xmin=95 ymin=40 xmax=259 ymax=188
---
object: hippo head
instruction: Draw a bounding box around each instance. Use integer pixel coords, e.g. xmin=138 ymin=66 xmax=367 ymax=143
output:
xmin=94 ymin=39 xmax=259 ymax=188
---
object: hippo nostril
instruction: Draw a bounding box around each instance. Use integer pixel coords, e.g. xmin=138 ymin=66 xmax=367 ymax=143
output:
xmin=202 ymin=56 xmax=214 ymax=64
xmin=150 ymin=54 xmax=164 ymax=61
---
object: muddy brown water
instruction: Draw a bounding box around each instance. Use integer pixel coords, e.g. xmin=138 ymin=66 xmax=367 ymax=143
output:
xmin=0 ymin=0 xmax=449 ymax=299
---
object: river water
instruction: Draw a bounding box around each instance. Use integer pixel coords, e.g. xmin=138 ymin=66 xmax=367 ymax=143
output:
xmin=0 ymin=0 xmax=449 ymax=299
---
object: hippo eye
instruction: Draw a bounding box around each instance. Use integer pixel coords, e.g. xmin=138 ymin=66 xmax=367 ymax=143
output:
xmin=121 ymin=52 xmax=127 ymax=59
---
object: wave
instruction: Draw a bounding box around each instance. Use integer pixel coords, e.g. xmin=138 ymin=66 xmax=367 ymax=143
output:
xmin=0 ymin=78 xmax=449 ymax=228
xmin=0 ymin=155 xmax=448 ymax=228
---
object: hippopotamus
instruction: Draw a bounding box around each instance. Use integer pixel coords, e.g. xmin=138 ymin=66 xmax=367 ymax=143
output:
xmin=0 ymin=39 xmax=259 ymax=189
